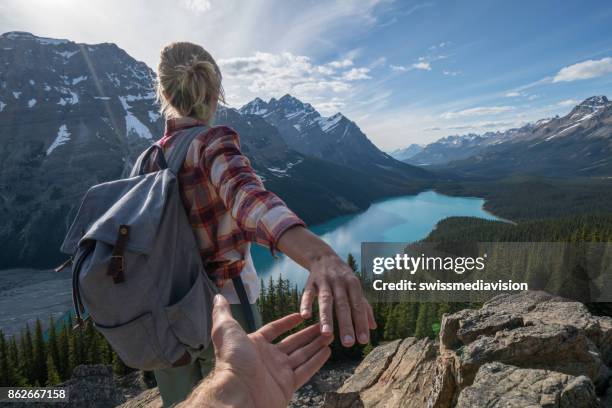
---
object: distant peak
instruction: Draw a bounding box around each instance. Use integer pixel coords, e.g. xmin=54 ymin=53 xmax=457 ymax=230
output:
xmin=581 ymin=95 xmax=609 ymax=105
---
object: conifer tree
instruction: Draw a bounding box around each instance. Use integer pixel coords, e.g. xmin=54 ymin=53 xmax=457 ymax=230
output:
xmin=46 ymin=354 xmax=61 ymax=385
xmin=0 ymin=330 xmax=9 ymax=386
xmin=32 ymin=319 xmax=47 ymax=385
xmin=19 ymin=326 xmax=34 ymax=385
xmin=47 ymin=316 xmax=60 ymax=378
xmin=57 ymin=323 xmax=70 ymax=380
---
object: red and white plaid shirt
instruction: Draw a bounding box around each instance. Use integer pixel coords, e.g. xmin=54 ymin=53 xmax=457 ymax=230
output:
xmin=155 ymin=117 xmax=305 ymax=288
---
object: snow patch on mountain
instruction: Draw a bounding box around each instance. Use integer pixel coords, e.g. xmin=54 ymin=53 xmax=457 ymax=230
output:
xmin=46 ymin=125 xmax=71 ymax=155
xmin=119 ymin=95 xmax=153 ymax=139
xmin=55 ymin=50 xmax=78 ymax=59
xmin=71 ymin=75 xmax=87 ymax=85
xmin=148 ymin=110 xmax=161 ymax=122
xmin=57 ymin=90 xmax=79 ymax=105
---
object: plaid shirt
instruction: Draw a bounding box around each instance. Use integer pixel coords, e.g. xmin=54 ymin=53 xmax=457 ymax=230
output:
xmin=155 ymin=117 xmax=305 ymax=287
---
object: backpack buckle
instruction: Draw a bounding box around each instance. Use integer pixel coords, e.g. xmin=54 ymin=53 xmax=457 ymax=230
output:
xmin=107 ymin=225 xmax=130 ymax=284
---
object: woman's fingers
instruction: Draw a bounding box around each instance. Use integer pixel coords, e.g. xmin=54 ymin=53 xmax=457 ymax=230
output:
xmin=317 ymin=282 xmax=334 ymax=336
xmin=257 ymin=313 xmax=304 ymax=342
xmin=288 ymin=334 xmax=333 ymax=369
xmin=365 ymin=298 xmax=377 ymax=330
xmin=332 ymin=283 xmax=356 ymax=347
xmin=277 ymin=323 xmax=321 ymax=354
xmin=294 ymin=346 xmax=332 ymax=389
xmin=300 ymin=282 xmax=315 ymax=319
xmin=346 ymin=276 xmax=370 ymax=344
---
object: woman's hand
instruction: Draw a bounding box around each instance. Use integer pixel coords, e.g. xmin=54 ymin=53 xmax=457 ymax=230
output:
xmin=300 ymin=253 xmax=376 ymax=346
xmin=276 ymin=226 xmax=377 ymax=347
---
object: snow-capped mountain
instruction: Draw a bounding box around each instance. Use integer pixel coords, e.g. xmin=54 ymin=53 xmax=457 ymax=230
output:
xmin=0 ymin=32 xmax=432 ymax=270
xmin=389 ymin=144 xmax=423 ymax=161
xmin=239 ymin=95 xmax=429 ymax=179
xmin=444 ymin=95 xmax=612 ymax=177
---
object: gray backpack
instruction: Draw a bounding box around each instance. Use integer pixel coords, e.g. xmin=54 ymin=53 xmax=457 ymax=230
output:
xmin=59 ymin=125 xmax=254 ymax=370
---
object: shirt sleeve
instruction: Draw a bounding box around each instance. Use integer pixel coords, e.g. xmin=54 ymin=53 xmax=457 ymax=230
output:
xmin=200 ymin=126 xmax=306 ymax=254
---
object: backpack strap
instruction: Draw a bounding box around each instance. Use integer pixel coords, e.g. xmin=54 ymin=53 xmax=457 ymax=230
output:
xmin=165 ymin=125 xmax=209 ymax=174
xmin=232 ymin=277 xmax=256 ymax=333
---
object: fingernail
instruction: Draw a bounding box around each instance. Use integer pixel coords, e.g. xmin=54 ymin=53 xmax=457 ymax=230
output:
xmin=358 ymin=333 xmax=369 ymax=344
xmin=342 ymin=335 xmax=354 ymax=345
xmin=214 ymin=294 xmax=223 ymax=305
xmin=301 ymin=309 xmax=310 ymax=316
xmin=321 ymin=324 xmax=332 ymax=334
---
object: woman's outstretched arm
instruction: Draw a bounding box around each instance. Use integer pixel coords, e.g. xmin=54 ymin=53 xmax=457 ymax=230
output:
xmin=202 ymin=126 xmax=376 ymax=345
xmin=277 ymin=226 xmax=377 ymax=346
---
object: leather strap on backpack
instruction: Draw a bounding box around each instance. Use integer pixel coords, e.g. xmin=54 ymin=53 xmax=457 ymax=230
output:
xmin=107 ymin=224 xmax=130 ymax=283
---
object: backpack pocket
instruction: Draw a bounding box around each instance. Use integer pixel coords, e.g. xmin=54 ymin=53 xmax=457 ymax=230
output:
xmin=165 ymin=273 xmax=214 ymax=351
xmin=95 ymin=312 xmax=169 ymax=370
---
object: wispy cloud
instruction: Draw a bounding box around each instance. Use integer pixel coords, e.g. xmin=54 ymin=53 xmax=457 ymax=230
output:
xmin=390 ymin=61 xmax=431 ymax=72
xmin=557 ymin=98 xmax=579 ymax=107
xmin=441 ymin=105 xmax=515 ymax=119
xmin=553 ymin=57 xmax=612 ymax=82
xmin=443 ymin=70 xmax=461 ymax=76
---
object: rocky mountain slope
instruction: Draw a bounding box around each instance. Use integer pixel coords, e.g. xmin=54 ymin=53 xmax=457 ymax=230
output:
xmin=389 ymin=144 xmax=423 ymax=162
xmin=239 ymin=95 xmax=430 ymax=180
xmin=445 ymin=96 xmax=612 ymax=178
xmin=400 ymin=96 xmax=612 ymax=177
xmin=405 ymin=129 xmax=521 ymax=166
xmin=0 ymin=32 xmax=431 ymax=270
xmin=325 ymin=291 xmax=612 ymax=407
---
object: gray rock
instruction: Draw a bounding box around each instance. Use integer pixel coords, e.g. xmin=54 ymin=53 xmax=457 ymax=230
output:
xmin=456 ymin=362 xmax=599 ymax=408
xmin=327 ymin=292 xmax=611 ymax=408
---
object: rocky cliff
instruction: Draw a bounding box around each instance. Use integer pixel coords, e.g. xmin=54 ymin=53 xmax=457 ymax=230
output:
xmin=325 ymin=291 xmax=612 ymax=407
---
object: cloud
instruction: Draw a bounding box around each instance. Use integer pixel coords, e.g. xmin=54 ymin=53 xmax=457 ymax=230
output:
xmin=553 ymin=57 xmax=612 ymax=82
xmin=413 ymin=61 xmax=431 ymax=71
xmin=557 ymin=99 xmax=579 ymax=107
xmin=218 ymin=51 xmax=372 ymax=113
xmin=443 ymin=70 xmax=461 ymax=76
xmin=441 ymin=105 xmax=515 ymax=119
xmin=446 ymin=120 xmax=516 ymax=131
xmin=181 ymin=0 xmax=211 ymax=14
xmin=422 ymin=126 xmax=441 ymax=131
xmin=390 ymin=64 xmax=408 ymax=72
xmin=504 ymin=91 xmax=522 ymax=97
xmin=328 ymin=59 xmax=354 ymax=68
xmin=342 ymin=67 xmax=371 ymax=80
xmin=390 ymin=61 xmax=431 ymax=72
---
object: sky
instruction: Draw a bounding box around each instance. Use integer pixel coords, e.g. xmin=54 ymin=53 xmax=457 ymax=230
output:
xmin=2 ymin=0 xmax=612 ymax=149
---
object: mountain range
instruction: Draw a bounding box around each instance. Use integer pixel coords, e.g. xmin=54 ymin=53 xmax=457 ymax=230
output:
xmin=0 ymin=31 xmax=430 ymax=270
xmin=392 ymin=96 xmax=612 ymax=178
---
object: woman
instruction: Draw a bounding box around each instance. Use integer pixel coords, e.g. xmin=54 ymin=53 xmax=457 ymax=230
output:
xmin=153 ymin=42 xmax=376 ymax=406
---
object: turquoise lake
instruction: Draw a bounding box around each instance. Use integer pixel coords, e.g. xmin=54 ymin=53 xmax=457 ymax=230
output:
xmin=251 ymin=190 xmax=500 ymax=288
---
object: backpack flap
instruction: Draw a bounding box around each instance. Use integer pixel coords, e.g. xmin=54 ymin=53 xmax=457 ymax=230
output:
xmin=61 ymin=169 xmax=175 ymax=255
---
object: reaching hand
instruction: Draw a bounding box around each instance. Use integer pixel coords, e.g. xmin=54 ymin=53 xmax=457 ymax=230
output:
xmin=179 ymin=294 xmax=332 ymax=408
xmin=300 ymin=254 xmax=377 ymax=347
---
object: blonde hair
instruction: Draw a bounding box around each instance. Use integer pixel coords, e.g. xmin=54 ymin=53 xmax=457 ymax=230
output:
xmin=156 ymin=42 xmax=225 ymax=124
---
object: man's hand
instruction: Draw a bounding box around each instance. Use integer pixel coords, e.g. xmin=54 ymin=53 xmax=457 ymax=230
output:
xmin=180 ymin=295 xmax=332 ymax=408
